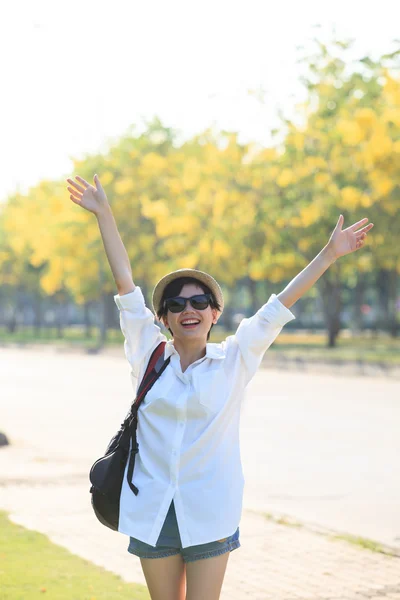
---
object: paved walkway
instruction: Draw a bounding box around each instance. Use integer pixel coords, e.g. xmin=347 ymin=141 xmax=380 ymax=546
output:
xmin=1 ymin=473 xmax=399 ymax=599
xmin=1 ymin=346 xmax=400 ymax=598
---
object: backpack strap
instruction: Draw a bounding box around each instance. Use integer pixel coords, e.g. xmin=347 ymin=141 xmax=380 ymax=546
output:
xmin=126 ymin=341 xmax=171 ymax=495
xmin=135 ymin=341 xmax=168 ymax=406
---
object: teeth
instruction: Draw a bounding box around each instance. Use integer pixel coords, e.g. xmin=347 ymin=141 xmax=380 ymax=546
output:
xmin=182 ymin=320 xmax=200 ymax=325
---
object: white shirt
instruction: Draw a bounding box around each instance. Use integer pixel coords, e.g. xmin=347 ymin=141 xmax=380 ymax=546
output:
xmin=113 ymin=286 xmax=296 ymax=548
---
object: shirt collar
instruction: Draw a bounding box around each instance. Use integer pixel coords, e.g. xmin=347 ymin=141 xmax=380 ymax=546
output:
xmin=164 ymin=340 xmax=225 ymax=361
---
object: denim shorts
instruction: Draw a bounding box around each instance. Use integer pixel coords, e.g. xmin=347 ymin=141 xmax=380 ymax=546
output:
xmin=127 ymin=500 xmax=240 ymax=563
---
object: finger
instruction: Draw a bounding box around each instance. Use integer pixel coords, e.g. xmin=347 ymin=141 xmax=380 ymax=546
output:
xmin=355 ymin=223 xmax=374 ymax=235
xmin=67 ymin=186 xmax=82 ymax=200
xmin=76 ymin=175 xmax=91 ymax=188
xmin=350 ymin=217 xmax=369 ymax=231
xmin=66 ymin=177 xmax=86 ymax=193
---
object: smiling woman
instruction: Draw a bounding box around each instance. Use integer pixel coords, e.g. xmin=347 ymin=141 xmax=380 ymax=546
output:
xmin=152 ymin=271 xmax=224 ymax=373
xmin=156 ymin=275 xmax=222 ymax=341
xmin=66 ymin=173 xmax=299 ymax=599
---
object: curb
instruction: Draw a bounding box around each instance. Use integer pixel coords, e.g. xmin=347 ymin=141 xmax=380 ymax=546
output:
xmin=1 ymin=342 xmax=399 ymax=379
xmin=244 ymin=507 xmax=400 ymax=558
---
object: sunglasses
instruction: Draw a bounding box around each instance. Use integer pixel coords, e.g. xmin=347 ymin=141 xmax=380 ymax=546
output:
xmin=164 ymin=293 xmax=213 ymax=313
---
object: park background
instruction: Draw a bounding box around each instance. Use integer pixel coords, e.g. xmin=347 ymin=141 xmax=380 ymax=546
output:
xmin=1 ymin=2 xmax=400 ymax=598
xmin=0 ymin=0 xmax=399 ymax=364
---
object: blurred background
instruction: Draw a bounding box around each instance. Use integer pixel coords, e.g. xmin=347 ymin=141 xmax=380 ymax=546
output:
xmin=1 ymin=2 xmax=400 ymax=598
xmin=0 ymin=0 xmax=399 ymax=365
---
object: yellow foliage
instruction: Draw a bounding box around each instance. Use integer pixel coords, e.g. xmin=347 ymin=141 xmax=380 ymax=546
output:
xmin=354 ymin=108 xmax=377 ymax=130
xmin=337 ymin=119 xmax=364 ymax=145
xmin=168 ymin=178 xmax=183 ymax=196
xmin=259 ymin=148 xmax=278 ymax=162
xmin=163 ymin=237 xmax=186 ymax=254
xmin=114 ymin=177 xmax=134 ymax=195
xmin=250 ymin=175 xmax=264 ymax=189
xmin=50 ymin=198 xmax=64 ymax=215
xmin=277 ymin=253 xmax=297 ymax=268
xmin=288 ymin=132 xmax=305 ymax=150
xmin=289 ymin=216 xmax=303 ymax=227
xmin=360 ymin=194 xmax=373 ymax=207
xmin=141 ymin=198 xmax=170 ymax=220
xmin=198 ymin=238 xmax=211 ymax=254
xmin=383 ymin=71 xmax=400 ymax=104
xmin=156 ymin=219 xmax=175 ymax=238
xmin=212 ymin=190 xmax=228 ymax=220
xmin=139 ymin=235 xmax=154 ymax=252
xmin=357 ymin=254 xmax=373 ymax=271
xmin=305 ymin=156 xmax=327 ymax=170
xmin=99 ymin=171 xmax=114 ymax=186
xmin=277 ymin=169 xmax=294 ymax=188
xmin=173 ymin=214 xmax=198 ymax=234
xmin=372 ymin=177 xmax=394 ymax=197
xmin=383 ymin=108 xmax=400 ymax=128
xmin=295 ymin=165 xmax=312 ymax=179
xmin=212 ymin=239 xmax=231 ymax=259
xmin=367 ymin=132 xmax=393 ymax=160
xmin=267 ymin=166 xmax=280 ymax=180
xmin=140 ymin=153 xmax=167 ymax=172
xmin=299 ymin=204 xmax=321 ymax=226
xmin=315 ymin=173 xmax=330 ymax=186
xmin=298 ymin=238 xmax=313 ymax=252
xmin=178 ymin=253 xmax=198 ymax=269
xmin=182 ymin=159 xmax=201 ymax=190
xmin=249 ymin=261 xmax=265 ymax=281
xmin=340 ymin=187 xmax=362 ymax=209
xmin=394 ymin=140 xmax=400 ymax=153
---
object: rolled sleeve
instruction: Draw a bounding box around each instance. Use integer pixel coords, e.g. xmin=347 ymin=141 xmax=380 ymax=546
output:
xmin=234 ymin=293 xmax=296 ymax=385
xmin=114 ymin=286 xmax=146 ymax=311
xmin=114 ymin=286 xmax=166 ymax=378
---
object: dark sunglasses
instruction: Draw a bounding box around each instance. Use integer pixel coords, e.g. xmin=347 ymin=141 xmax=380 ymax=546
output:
xmin=164 ymin=293 xmax=212 ymax=313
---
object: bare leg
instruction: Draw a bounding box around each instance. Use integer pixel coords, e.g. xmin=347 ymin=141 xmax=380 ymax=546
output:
xmin=140 ymin=553 xmax=186 ymax=600
xmin=185 ymin=551 xmax=230 ymax=600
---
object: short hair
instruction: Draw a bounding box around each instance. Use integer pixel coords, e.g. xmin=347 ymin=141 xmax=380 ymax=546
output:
xmin=156 ymin=276 xmax=222 ymax=342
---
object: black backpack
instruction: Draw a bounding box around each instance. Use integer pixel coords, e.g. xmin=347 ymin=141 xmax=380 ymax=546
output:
xmin=89 ymin=341 xmax=170 ymax=530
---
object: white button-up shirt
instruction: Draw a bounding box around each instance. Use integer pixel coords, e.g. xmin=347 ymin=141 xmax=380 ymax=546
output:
xmin=113 ymin=286 xmax=296 ymax=548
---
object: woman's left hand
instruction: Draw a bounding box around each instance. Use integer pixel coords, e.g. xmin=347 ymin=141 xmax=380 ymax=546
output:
xmin=326 ymin=214 xmax=374 ymax=260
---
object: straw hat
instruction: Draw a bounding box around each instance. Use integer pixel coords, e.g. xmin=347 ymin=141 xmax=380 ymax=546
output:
xmin=152 ymin=268 xmax=224 ymax=316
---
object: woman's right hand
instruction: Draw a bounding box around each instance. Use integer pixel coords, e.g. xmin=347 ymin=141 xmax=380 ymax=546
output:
xmin=66 ymin=174 xmax=110 ymax=216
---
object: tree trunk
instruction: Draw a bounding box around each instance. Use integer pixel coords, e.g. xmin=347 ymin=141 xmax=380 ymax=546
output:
xmin=99 ymin=291 xmax=107 ymax=347
xmin=247 ymin=277 xmax=258 ymax=314
xmin=56 ymin=301 xmax=64 ymax=338
xmin=84 ymin=302 xmax=93 ymax=339
xmin=352 ymin=273 xmax=366 ymax=335
xmin=376 ymin=268 xmax=391 ymax=334
xmin=318 ymin=277 xmax=342 ymax=348
xmin=33 ymin=293 xmax=44 ymax=338
xmin=388 ymin=269 xmax=399 ymax=338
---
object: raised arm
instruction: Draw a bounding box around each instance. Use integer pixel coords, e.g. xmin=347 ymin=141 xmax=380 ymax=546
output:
xmin=277 ymin=214 xmax=374 ymax=309
xmin=66 ymin=174 xmax=135 ymax=295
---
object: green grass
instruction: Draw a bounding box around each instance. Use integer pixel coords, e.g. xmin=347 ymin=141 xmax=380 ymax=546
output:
xmin=329 ymin=532 xmax=396 ymax=556
xmin=0 ymin=510 xmax=149 ymax=600
xmin=1 ymin=325 xmax=399 ymax=366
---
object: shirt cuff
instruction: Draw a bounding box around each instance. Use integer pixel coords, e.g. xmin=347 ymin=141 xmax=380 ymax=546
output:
xmin=257 ymin=293 xmax=296 ymax=327
xmin=113 ymin=286 xmax=146 ymax=311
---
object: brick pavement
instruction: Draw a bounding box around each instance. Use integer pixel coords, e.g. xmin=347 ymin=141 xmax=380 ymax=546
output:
xmin=0 ymin=478 xmax=399 ymax=600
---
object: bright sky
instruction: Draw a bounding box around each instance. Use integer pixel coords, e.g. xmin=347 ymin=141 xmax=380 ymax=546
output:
xmin=2 ymin=0 xmax=399 ymax=203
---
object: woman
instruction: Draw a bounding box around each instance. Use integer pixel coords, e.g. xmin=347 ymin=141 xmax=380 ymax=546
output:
xmin=66 ymin=173 xmax=374 ymax=600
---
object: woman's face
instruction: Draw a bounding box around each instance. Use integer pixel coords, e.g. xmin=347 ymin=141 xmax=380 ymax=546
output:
xmin=162 ymin=283 xmax=219 ymax=341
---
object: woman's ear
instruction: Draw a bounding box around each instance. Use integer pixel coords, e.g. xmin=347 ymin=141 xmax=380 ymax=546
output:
xmin=212 ymin=308 xmax=220 ymax=324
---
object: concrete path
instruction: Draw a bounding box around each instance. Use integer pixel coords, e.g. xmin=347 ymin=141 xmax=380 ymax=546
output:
xmin=1 ymin=346 xmax=399 ymax=599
